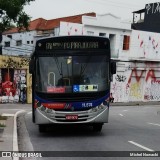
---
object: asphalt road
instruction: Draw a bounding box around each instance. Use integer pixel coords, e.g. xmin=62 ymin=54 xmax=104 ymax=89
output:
xmin=18 ymin=105 xmax=160 ymax=160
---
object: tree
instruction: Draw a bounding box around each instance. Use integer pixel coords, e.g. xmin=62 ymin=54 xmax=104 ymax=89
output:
xmin=0 ymin=0 xmax=35 ymax=54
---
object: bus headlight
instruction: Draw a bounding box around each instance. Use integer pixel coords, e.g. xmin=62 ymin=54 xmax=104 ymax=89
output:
xmin=89 ymin=105 xmax=105 ymax=113
xmin=46 ymin=108 xmax=52 ymax=113
xmin=36 ymin=101 xmax=41 ymax=107
xmin=92 ymin=107 xmax=98 ymax=112
xmin=98 ymin=105 xmax=104 ymax=109
xmin=36 ymin=102 xmax=46 ymax=111
xmin=40 ymin=106 xmax=46 ymax=111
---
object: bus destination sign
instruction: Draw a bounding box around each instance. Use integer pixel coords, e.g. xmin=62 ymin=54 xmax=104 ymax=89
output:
xmin=37 ymin=40 xmax=108 ymax=51
xmin=45 ymin=42 xmax=99 ymax=50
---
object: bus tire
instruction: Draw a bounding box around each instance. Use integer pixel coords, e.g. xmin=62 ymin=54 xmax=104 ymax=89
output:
xmin=93 ymin=123 xmax=103 ymax=132
xmin=39 ymin=125 xmax=46 ymax=133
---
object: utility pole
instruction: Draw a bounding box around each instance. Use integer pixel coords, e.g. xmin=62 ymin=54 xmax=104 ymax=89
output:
xmin=0 ymin=9 xmax=3 ymax=55
xmin=0 ymin=31 xmax=2 ymax=55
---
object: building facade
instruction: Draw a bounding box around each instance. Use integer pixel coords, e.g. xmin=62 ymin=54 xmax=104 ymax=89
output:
xmin=2 ymin=8 xmax=160 ymax=103
xmin=111 ymin=1 xmax=160 ymax=102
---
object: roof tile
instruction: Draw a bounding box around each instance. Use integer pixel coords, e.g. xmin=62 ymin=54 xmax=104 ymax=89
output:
xmin=3 ymin=12 xmax=96 ymax=34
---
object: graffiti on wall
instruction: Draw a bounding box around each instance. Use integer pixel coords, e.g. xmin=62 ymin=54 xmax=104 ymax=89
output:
xmin=60 ymin=22 xmax=83 ymax=36
xmin=138 ymin=34 xmax=160 ymax=57
xmin=150 ymin=80 xmax=160 ymax=100
xmin=111 ymin=82 xmax=124 ymax=102
xmin=0 ymin=56 xmax=30 ymax=103
xmin=0 ymin=69 xmax=27 ymax=103
xmin=115 ymin=75 xmax=126 ymax=82
xmin=127 ymin=68 xmax=159 ymax=101
xmin=145 ymin=2 xmax=160 ymax=15
xmin=144 ymin=80 xmax=160 ymax=100
xmin=126 ymin=69 xmax=144 ymax=101
xmin=130 ymin=30 xmax=160 ymax=60
xmin=111 ymin=61 xmax=160 ymax=102
xmin=129 ymin=82 xmax=143 ymax=100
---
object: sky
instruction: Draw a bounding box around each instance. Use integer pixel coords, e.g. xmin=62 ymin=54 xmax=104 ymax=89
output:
xmin=24 ymin=0 xmax=158 ymax=21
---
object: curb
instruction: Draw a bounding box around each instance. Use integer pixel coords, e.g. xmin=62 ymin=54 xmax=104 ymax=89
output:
xmin=110 ymin=102 xmax=160 ymax=106
xmin=13 ymin=110 xmax=26 ymax=160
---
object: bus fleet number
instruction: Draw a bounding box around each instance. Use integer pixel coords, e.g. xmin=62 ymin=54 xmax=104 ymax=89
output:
xmin=82 ymin=103 xmax=93 ymax=107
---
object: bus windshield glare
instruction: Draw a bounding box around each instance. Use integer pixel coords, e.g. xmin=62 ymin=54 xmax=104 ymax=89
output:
xmin=36 ymin=55 xmax=109 ymax=93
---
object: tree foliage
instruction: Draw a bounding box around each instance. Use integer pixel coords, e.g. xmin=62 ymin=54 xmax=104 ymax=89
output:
xmin=0 ymin=0 xmax=35 ymax=32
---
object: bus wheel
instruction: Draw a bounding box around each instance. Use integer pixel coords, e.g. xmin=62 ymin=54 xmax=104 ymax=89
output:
xmin=93 ymin=123 xmax=103 ymax=132
xmin=39 ymin=125 xmax=46 ymax=133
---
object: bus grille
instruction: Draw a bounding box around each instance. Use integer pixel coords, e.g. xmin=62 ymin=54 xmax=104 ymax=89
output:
xmin=39 ymin=109 xmax=98 ymax=123
xmin=51 ymin=110 xmax=96 ymax=122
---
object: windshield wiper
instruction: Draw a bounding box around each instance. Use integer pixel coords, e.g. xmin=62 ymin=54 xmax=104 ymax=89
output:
xmin=53 ymin=56 xmax=63 ymax=76
xmin=80 ymin=55 xmax=92 ymax=76
xmin=53 ymin=56 xmax=64 ymax=85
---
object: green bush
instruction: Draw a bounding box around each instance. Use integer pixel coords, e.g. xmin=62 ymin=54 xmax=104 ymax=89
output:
xmin=0 ymin=116 xmax=7 ymax=120
xmin=0 ymin=123 xmax=6 ymax=127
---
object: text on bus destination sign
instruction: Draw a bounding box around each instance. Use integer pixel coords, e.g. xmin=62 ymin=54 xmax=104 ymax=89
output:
xmin=45 ymin=42 xmax=99 ymax=50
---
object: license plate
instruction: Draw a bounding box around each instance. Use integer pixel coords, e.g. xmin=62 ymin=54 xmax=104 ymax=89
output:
xmin=66 ymin=115 xmax=78 ymax=120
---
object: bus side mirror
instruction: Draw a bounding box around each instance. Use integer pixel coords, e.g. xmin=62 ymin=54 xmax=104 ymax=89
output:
xmin=29 ymin=59 xmax=34 ymax=74
xmin=111 ymin=62 xmax=116 ymax=74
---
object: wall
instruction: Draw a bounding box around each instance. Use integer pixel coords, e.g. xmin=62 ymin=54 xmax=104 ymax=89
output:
xmin=130 ymin=30 xmax=160 ymax=60
xmin=82 ymin=13 xmax=131 ymax=59
xmin=59 ymin=22 xmax=83 ymax=36
xmin=111 ymin=62 xmax=160 ymax=102
xmin=2 ymin=31 xmax=36 ymax=56
xmin=111 ymin=30 xmax=160 ymax=102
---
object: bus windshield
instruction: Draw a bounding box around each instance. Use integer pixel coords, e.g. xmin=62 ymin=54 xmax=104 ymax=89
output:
xmin=35 ymin=55 xmax=109 ymax=93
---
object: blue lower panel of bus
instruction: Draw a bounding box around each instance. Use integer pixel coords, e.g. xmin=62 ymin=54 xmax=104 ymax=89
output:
xmin=35 ymin=92 xmax=110 ymax=111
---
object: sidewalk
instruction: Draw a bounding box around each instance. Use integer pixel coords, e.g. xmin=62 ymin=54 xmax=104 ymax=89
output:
xmin=0 ymin=116 xmax=13 ymax=151
xmin=0 ymin=101 xmax=159 ymax=156
xmin=0 ymin=104 xmax=31 ymax=159
xmin=110 ymin=101 xmax=160 ymax=106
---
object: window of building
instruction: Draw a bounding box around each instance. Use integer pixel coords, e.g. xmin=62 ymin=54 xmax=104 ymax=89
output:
xmin=87 ymin=31 xmax=94 ymax=35
xmin=7 ymin=35 xmax=12 ymax=39
xmin=4 ymin=41 xmax=10 ymax=47
xmin=27 ymin=41 xmax=30 ymax=44
xmin=31 ymin=41 xmax=33 ymax=44
xmin=123 ymin=35 xmax=130 ymax=50
xmin=16 ymin=40 xmax=22 ymax=46
xmin=99 ymin=33 xmax=106 ymax=37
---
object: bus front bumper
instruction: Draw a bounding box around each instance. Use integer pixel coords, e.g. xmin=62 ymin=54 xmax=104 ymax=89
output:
xmin=35 ymin=105 xmax=109 ymax=124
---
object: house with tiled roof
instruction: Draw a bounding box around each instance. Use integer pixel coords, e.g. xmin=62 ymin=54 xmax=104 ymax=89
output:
xmin=2 ymin=12 xmax=96 ymax=56
xmin=2 ymin=5 xmax=160 ymax=104
xmin=2 ymin=11 xmax=132 ymax=59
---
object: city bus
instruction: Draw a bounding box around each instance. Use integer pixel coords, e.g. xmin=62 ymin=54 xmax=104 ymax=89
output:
xmin=29 ymin=35 xmax=116 ymax=132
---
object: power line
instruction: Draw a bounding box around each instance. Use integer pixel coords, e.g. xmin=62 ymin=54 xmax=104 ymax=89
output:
xmin=99 ymin=0 xmax=143 ymax=8
xmin=85 ymin=0 xmax=142 ymax=10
